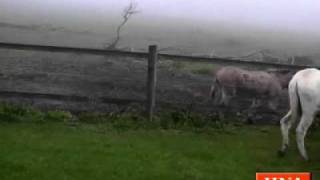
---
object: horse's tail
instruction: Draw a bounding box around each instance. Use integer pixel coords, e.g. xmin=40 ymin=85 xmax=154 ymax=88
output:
xmin=288 ymin=80 xmax=301 ymax=121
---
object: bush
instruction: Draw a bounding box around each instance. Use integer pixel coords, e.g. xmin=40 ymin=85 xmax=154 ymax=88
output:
xmin=108 ymin=112 xmax=156 ymax=131
xmin=157 ymin=110 xmax=229 ymax=131
xmin=45 ymin=110 xmax=73 ymax=123
xmin=0 ymin=103 xmax=73 ymax=123
xmin=78 ymin=112 xmax=106 ymax=124
xmin=78 ymin=111 xmax=155 ymax=131
xmin=0 ymin=102 xmax=236 ymax=132
xmin=0 ymin=103 xmax=41 ymax=122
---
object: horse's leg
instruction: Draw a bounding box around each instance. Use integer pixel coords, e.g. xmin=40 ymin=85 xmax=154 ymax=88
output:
xmin=278 ymin=110 xmax=293 ymax=156
xmin=296 ymin=112 xmax=315 ymax=161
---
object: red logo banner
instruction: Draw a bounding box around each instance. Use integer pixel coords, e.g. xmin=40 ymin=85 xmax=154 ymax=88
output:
xmin=256 ymin=172 xmax=311 ymax=180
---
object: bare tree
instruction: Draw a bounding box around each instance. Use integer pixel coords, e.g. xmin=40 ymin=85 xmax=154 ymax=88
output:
xmin=105 ymin=1 xmax=139 ymax=50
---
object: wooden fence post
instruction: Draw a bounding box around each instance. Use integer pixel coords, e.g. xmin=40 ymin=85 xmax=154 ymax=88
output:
xmin=146 ymin=45 xmax=158 ymax=121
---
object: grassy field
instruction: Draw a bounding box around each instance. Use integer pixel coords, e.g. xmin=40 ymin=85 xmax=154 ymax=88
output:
xmin=1 ymin=119 xmax=320 ymax=180
xmin=0 ymin=104 xmax=319 ymax=179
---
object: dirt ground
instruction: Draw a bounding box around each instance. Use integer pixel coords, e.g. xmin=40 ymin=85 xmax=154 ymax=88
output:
xmin=0 ymin=49 xmax=289 ymax=123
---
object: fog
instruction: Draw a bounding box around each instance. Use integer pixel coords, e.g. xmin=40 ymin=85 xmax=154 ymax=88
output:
xmin=1 ymin=0 xmax=320 ymax=57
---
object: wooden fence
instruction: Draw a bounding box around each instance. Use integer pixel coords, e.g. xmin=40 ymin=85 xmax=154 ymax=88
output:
xmin=0 ymin=41 xmax=317 ymax=120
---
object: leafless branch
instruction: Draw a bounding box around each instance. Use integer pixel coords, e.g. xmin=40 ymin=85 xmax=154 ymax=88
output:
xmin=106 ymin=1 xmax=140 ymax=50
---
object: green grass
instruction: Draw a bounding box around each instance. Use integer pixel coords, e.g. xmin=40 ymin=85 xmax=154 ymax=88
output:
xmin=0 ymin=104 xmax=319 ymax=179
xmin=0 ymin=121 xmax=319 ymax=180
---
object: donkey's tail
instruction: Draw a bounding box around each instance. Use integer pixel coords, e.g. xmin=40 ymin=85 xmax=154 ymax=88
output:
xmin=209 ymin=77 xmax=219 ymax=96
xmin=209 ymin=77 xmax=215 ymax=96
xmin=210 ymin=77 xmax=225 ymax=105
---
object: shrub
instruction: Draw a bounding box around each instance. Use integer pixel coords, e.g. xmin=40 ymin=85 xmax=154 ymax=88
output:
xmin=77 ymin=112 xmax=106 ymax=124
xmin=0 ymin=103 xmax=32 ymax=122
xmin=0 ymin=102 xmax=235 ymax=132
xmin=157 ymin=110 xmax=229 ymax=130
xmin=45 ymin=110 xmax=73 ymax=123
xmin=0 ymin=103 xmax=72 ymax=123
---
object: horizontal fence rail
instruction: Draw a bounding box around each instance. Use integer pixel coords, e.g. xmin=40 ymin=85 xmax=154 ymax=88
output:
xmin=0 ymin=42 xmax=317 ymax=70
xmin=159 ymin=54 xmax=317 ymax=70
xmin=0 ymin=42 xmax=147 ymax=58
xmin=0 ymin=90 xmax=145 ymax=105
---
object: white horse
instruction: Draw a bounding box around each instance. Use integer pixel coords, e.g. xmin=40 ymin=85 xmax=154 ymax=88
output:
xmin=279 ymin=68 xmax=320 ymax=160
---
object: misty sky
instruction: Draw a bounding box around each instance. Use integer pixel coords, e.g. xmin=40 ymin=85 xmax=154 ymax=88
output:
xmin=1 ymin=0 xmax=320 ymax=36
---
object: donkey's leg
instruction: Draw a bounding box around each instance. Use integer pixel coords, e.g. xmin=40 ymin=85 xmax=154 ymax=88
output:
xmin=256 ymin=99 xmax=262 ymax=108
xmin=268 ymin=99 xmax=278 ymax=112
xmin=246 ymin=98 xmax=260 ymax=124
xmin=296 ymin=112 xmax=315 ymax=161
xmin=231 ymin=88 xmax=237 ymax=96
xmin=279 ymin=110 xmax=292 ymax=156
xmin=250 ymin=98 xmax=257 ymax=109
xmin=221 ymin=87 xmax=230 ymax=106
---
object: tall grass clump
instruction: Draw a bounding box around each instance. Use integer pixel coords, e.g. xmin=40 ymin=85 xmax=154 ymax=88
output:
xmin=158 ymin=109 xmax=230 ymax=131
xmin=0 ymin=103 xmax=73 ymax=123
xmin=0 ymin=102 xmax=242 ymax=132
xmin=0 ymin=103 xmax=44 ymax=122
